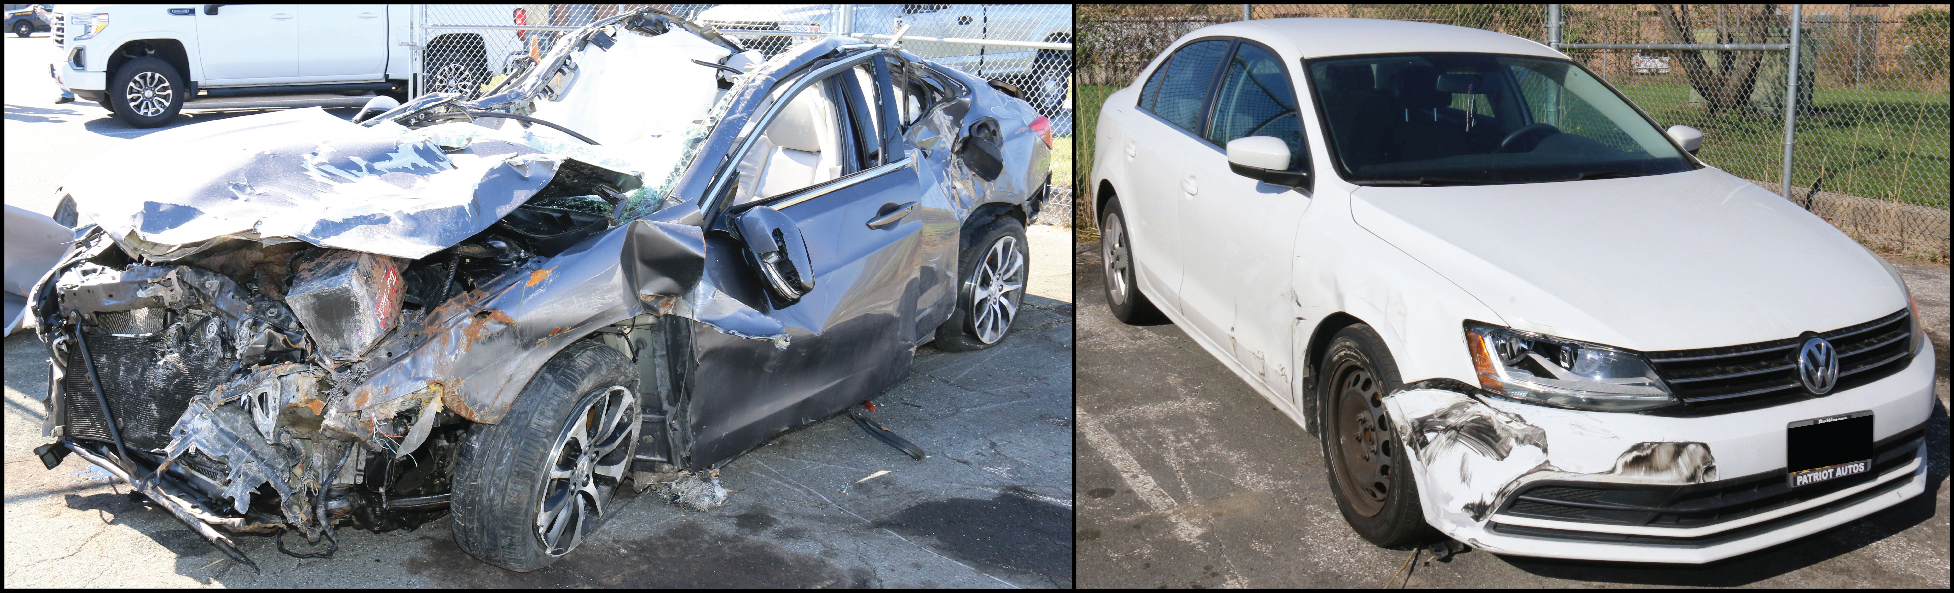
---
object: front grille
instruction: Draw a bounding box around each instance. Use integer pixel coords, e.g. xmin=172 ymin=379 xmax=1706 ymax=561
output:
xmin=1496 ymin=422 xmax=1924 ymax=530
xmin=60 ymin=324 xmax=235 ymax=451
xmin=1646 ymin=309 xmax=1914 ymax=409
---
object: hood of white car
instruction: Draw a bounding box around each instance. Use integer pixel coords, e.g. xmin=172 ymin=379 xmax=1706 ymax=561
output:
xmin=1350 ymin=167 xmax=1907 ymax=352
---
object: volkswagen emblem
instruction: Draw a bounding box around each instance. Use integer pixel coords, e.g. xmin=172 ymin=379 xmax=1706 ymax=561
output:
xmin=1797 ymin=336 xmax=1839 ymax=395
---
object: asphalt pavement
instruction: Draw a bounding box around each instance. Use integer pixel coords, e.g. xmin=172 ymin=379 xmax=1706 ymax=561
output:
xmin=3 ymin=32 xmax=1074 ymax=588
xmin=1074 ymin=237 xmax=1951 ymax=588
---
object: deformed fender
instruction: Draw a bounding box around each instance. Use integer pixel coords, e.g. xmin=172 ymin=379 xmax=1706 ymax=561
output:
xmin=1382 ymin=380 xmax=1721 ymax=538
xmin=342 ymin=218 xmax=784 ymax=425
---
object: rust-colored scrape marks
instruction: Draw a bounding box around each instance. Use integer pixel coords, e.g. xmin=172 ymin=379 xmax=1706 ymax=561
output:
xmin=439 ymin=379 xmax=485 ymax=422
xmin=460 ymin=309 xmax=517 ymax=345
xmin=527 ymin=268 xmax=552 ymax=287
xmin=641 ymin=292 xmax=681 ymax=316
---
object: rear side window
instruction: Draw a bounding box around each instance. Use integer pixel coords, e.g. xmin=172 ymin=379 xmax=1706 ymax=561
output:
xmin=1139 ymin=39 xmax=1231 ymax=133
xmin=1205 ymin=42 xmax=1304 ymax=170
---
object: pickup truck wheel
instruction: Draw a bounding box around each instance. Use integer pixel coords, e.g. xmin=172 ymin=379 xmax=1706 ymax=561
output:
xmin=14 ymin=20 xmax=32 ymax=37
xmin=1099 ymin=197 xmax=1163 ymax=324
xmin=933 ymin=215 xmax=1029 ymax=352
xmin=425 ymin=45 xmax=490 ymax=100
xmin=1030 ymin=46 xmax=1070 ymax=118
xmin=109 ymin=56 xmax=184 ymax=128
xmin=1317 ymin=324 xmax=1436 ymax=548
xmin=450 ymin=340 xmax=640 ymax=572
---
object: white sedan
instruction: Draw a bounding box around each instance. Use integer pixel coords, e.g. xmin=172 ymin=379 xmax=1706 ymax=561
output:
xmin=1089 ymin=18 xmax=1932 ymax=563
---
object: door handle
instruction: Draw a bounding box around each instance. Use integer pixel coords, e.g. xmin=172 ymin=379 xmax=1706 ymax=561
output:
xmin=1181 ymin=176 xmax=1198 ymax=196
xmin=358 ymin=12 xmax=378 ymax=18
xmin=271 ymin=13 xmax=293 ymax=19
xmin=867 ymin=201 xmax=916 ymax=229
xmin=1124 ymin=141 xmax=1136 ymax=159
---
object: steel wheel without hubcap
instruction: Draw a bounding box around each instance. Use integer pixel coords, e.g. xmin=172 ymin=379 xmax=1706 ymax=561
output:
xmin=1333 ymin=360 xmax=1395 ymax=517
xmin=972 ymin=235 xmax=1025 ymax=344
xmin=1102 ymin=212 xmax=1131 ymax=307
xmin=535 ymin=385 xmax=637 ymax=556
xmin=125 ymin=72 xmax=172 ymax=118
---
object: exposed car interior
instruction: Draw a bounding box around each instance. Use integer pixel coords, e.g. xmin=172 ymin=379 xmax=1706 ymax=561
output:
xmin=734 ymin=81 xmax=845 ymax=204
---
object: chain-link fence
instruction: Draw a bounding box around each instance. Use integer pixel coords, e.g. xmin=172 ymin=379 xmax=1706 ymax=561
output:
xmin=1077 ymin=5 xmax=1950 ymax=257
xmin=416 ymin=4 xmax=1075 ymax=226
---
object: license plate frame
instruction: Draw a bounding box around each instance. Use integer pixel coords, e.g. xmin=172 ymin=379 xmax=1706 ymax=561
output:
xmin=1786 ymin=411 xmax=1873 ymax=489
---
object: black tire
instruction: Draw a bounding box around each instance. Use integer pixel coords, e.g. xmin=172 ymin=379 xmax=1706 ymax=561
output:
xmin=1316 ymin=324 xmax=1436 ymax=548
xmin=451 ymin=340 xmax=641 ymax=572
xmin=1098 ymin=197 xmax=1163 ymax=324
xmin=15 ymin=20 xmax=33 ymax=37
xmin=108 ymin=56 xmax=184 ymax=128
xmin=1029 ymin=41 xmax=1071 ymax=118
xmin=424 ymin=38 xmax=491 ymax=100
xmin=932 ymin=215 xmax=1030 ymax=352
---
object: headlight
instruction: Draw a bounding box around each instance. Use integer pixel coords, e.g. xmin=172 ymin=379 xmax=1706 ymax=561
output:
xmin=1464 ymin=322 xmax=1677 ymax=411
xmin=73 ymin=12 xmax=108 ymax=40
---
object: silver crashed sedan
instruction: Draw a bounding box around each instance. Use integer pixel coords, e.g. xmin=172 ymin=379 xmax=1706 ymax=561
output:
xmin=25 ymin=8 xmax=1052 ymax=572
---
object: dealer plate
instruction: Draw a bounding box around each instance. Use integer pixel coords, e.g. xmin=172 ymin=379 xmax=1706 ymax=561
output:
xmin=1786 ymin=411 xmax=1872 ymax=488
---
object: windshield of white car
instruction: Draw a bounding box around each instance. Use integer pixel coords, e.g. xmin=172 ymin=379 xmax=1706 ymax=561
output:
xmin=1307 ymin=53 xmax=1695 ymax=186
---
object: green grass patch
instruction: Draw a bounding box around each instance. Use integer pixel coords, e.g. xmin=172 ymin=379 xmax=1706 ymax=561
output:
xmin=1617 ymin=83 xmax=1949 ymax=209
xmin=1074 ymin=84 xmax=1117 ymax=231
xmin=1049 ymin=135 xmax=1071 ymax=194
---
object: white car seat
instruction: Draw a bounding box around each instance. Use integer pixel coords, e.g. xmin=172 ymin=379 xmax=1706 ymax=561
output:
xmin=736 ymin=89 xmax=843 ymax=203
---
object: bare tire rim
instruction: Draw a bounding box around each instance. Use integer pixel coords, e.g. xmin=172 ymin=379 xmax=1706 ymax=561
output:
xmin=1102 ymin=212 xmax=1129 ymax=307
xmin=535 ymin=385 xmax=638 ymax=556
xmin=971 ymin=235 xmax=1025 ymax=344
xmin=431 ymin=62 xmax=472 ymax=95
xmin=125 ymin=71 xmax=172 ymax=118
xmin=1332 ymin=358 xmax=1394 ymax=518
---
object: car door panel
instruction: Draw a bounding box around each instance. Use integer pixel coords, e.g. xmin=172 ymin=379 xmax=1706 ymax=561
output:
xmin=1181 ymin=41 xmax=1315 ymax=400
xmin=197 ymin=5 xmax=299 ymax=82
xmin=685 ymin=54 xmax=932 ymax=469
xmin=298 ymin=4 xmax=386 ymax=78
xmin=1135 ymin=38 xmax=1231 ymax=327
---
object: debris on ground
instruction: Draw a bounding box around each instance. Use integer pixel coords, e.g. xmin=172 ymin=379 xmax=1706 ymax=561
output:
xmin=657 ymin=471 xmax=729 ymax=511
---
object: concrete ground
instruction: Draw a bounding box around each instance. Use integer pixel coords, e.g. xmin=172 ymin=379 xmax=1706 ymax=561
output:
xmin=4 ymin=33 xmax=1073 ymax=588
xmin=1075 ymin=237 xmax=1950 ymax=588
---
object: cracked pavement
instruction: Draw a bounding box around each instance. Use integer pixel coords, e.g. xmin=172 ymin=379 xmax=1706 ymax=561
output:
xmin=1074 ymin=237 xmax=1949 ymax=588
xmin=3 ymin=32 xmax=1073 ymax=587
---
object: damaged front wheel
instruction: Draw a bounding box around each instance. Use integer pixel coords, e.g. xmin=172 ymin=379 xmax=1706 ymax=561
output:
xmin=1318 ymin=324 xmax=1436 ymax=548
xmin=450 ymin=340 xmax=640 ymax=572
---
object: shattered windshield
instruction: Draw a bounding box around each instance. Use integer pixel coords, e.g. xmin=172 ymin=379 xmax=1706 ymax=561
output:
xmin=1308 ymin=53 xmax=1695 ymax=186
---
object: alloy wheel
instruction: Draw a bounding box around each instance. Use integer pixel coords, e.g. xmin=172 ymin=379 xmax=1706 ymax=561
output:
xmin=971 ymin=235 xmax=1026 ymax=344
xmin=125 ymin=72 xmax=172 ymax=117
xmin=1101 ymin=213 xmax=1129 ymax=306
xmin=431 ymin=62 xmax=473 ymax=96
xmin=534 ymin=385 xmax=638 ymax=556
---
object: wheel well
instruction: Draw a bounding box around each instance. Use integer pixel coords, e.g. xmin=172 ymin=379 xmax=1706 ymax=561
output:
xmin=1093 ymin=179 xmax=1117 ymax=226
xmin=107 ymin=39 xmax=190 ymax=84
xmin=427 ymin=33 xmax=488 ymax=63
xmin=962 ymin=202 xmax=1025 ymax=252
xmin=1302 ymin=312 xmax=1366 ymax=437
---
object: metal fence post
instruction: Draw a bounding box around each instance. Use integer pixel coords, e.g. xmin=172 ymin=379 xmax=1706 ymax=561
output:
xmin=1780 ymin=4 xmax=1802 ymax=202
xmin=837 ymin=4 xmax=853 ymax=37
xmin=1547 ymin=4 xmax=1559 ymax=48
xmin=1242 ymin=5 xmax=1251 ymax=21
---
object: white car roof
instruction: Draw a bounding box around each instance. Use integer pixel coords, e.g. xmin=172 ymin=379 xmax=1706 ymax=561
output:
xmin=1189 ymin=18 xmax=1567 ymax=60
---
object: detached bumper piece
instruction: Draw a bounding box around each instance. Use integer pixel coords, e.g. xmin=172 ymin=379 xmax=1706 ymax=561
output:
xmin=61 ymin=440 xmax=265 ymax=573
xmin=1489 ymin=422 xmax=1925 ymax=547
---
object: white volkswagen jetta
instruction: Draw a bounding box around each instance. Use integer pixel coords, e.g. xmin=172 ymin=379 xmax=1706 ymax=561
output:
xmin=1090 ymin=18 xmax=1933 ymax=563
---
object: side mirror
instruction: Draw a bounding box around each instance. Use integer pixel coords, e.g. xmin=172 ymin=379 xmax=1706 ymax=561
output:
xmin=1665 ymin=125 xmax=1702 ymax=155
xmin=1226 ymin=136 xmax=1309 ymax=189
xmin=353 ymin=94 xmax=400 ymax=124
xmin=734 ymin=205 xmax=815 ymax=302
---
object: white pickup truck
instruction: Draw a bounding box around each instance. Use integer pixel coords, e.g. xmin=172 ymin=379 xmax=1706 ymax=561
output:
xmin=695 ymin=3 xmax=1072 ymax=116
xmin=52 ymin=4 xmax=521 ymax=127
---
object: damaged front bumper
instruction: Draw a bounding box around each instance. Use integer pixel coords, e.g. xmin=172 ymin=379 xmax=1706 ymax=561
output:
xmin=1383 ymin=346 xmax=1934 ymax=564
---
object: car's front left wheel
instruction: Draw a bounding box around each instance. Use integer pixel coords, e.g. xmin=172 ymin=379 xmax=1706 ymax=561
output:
xmin=1317 ymin=323 xmax=1437 ymax=548
xmin=451 ymin=340 xmax=640 ymax=572
xmin=933 ymin=215 xmax=1029 ymax=352
xmin=108 ymin=56 xmax=184 ymax=128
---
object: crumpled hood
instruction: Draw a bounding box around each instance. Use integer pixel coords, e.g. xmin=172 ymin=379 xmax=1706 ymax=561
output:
xmin=67 ymin=107 xmax=561 ymax=260
xmin=1350 ymin=167 xmax=1907 ymax=351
